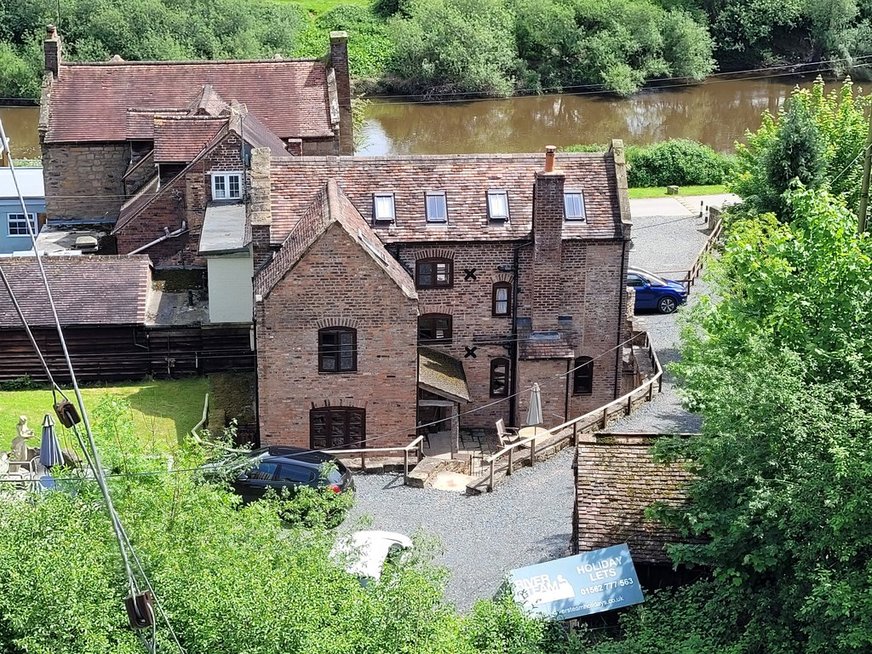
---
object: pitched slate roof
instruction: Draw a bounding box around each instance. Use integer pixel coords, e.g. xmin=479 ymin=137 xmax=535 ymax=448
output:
xmin=268 ymin=152 xmax=623 ymax=245
xmin=418 ymin=347 xmax=471 ymax=403
xmin=255 ymin=180 xmax=416 ymax=301
xmin=45 ymin=59 xmax=334 ymax=143
xmin=0 ymin=255 xmax=151 ymax=327
xmin=575 ymin=433 xmax=695 ymax=565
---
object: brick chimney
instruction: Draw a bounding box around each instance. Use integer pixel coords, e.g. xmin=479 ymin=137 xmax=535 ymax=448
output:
xmin=249 ymin=148 xmax=273 ymax=269
xmin=44 ymin=25 xmax=61 ymax=78
xmin=329 ymin=31 xmax=353 ymax=155
xmin=532 ymin=146 xmax=565 ymax=331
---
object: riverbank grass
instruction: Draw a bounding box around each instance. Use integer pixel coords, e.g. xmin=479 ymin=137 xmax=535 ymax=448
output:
xmin=0 ymin=378 xmax=207 ymax=453
xmin=283 ymin=0 xmax=369 ymax=13
xmin=628 ymin=184 xmax=727 ymax=199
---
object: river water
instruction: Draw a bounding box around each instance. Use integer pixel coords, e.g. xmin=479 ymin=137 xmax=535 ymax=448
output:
xmin=0 ymin=77 xmax=823 ymax=160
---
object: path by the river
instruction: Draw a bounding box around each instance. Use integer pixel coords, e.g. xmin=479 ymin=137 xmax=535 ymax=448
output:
xmin=345 ymin=196 xmax=729 ymax=610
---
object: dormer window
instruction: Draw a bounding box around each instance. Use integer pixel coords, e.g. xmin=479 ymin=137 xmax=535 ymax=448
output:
xmin=487 ymin=190 xmax=509 ymax=221
xmin=564 ymin=191 xmax=586 ymax=221
xmin=425 ymin=192 xmax=447 ymax=223
xmin=212 ymin=172 xmax=242 ymax=200
xmin=373 ymin=193 xmax=396 ymax=223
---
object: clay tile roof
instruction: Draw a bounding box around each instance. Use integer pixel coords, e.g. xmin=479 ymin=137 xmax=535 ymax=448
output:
xmin=153 ymin=115 xmax=228 ymax=162
xmin=0 ymin=255 xmax=152 ymax=327
xmin=418 ymin=347 xmax=471 ymax=403
xmin=575 ymin=433 xmax=696 ymax=565
xmin=126 ymin=108 xmax=187 ymax=140
xmin=255 ymin=180 xmax=417 ymax=301
xmin=268 ymin=153 xmax=623 ymax=244
xmin=187 ymin=84 xmax=229 ymax=116
xmin=46 ymin=59 xmax=334 ymax=143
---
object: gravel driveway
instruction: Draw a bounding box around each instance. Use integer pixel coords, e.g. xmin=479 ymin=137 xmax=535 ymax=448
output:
xmin=346 ymin=207 xmax=715 ymax=609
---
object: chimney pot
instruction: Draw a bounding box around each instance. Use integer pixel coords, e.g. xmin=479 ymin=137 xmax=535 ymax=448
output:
xmin=544 ymin=145 xmax=557 ymax=173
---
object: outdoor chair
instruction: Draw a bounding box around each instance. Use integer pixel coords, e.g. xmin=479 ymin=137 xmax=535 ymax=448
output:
xmin=495 ymin=419 xmax=522 ymax=448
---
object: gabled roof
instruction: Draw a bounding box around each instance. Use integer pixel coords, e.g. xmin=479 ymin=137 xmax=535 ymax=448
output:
xmin=0 ymin=255 xmax=151 ymax=327
xmin=575 ymin=433 xmax=695 ymax=565
xmin=45 ymin=59 xmax=334 ymax=143
xmin=268 ymin=153 xmax=623 ymax=244
xmin=113 ymin=104 xmax=289 ymax=235
xmin=255 ymin=180 xmax=416 ymax=301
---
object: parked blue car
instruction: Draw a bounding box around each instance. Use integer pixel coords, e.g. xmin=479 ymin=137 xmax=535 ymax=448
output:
xmin=626 ymin=268 xmax=687 ymax=314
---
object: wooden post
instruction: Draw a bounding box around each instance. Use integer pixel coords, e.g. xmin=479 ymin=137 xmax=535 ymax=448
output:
xmin=647 ymin=382 xmax=653 ymax=400
xmin=602 ymin=407 xmax=608 ymax=428
xmin=627 ymin=395 xmax=632 ymax=415
xmin=530 ymin=438 xmax=536 ymax=466
xmin=573 ymin=422 xmax=578 ymax=446
xmin=403 ymin=449 xmax=409 ymax=485
xmin=507 ymin=447 xmax=514 ymax=475
xmin=488 ymin=459 xmax=494 ymax=491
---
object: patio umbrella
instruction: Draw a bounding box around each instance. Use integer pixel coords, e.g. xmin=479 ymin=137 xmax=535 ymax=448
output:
xmin=525 ymin=383 xmax=543 ymax=427
xmin=39 ymin=414 xmax=64 ymax=469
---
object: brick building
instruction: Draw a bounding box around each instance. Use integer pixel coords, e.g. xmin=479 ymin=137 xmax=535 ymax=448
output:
xmin=38 ymin=25 xmax=352 ymax=231
xmin=253 ymin=144 xmax=633 ymax=449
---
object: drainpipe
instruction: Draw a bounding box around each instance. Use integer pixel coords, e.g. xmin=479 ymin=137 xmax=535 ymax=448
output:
xmin=126 ymin=222 xmax=187 ymax=255
xmin=614 ymin=237 xmax=629 ymax=397
xmin=510 ymin=240 xmax=533 ymax=426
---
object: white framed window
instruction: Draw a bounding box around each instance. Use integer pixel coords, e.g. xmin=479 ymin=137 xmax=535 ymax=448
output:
xmin=373 ymin=193 xmax=395 ymax=223
xmin=487 ymin=190 xmax=509 ymax=221
xmin=564 ymin=191 xmax=586 ymax=221
xmin=211 ymin=172 xmax=243 ymax=200
xmin=7 ymin=212 xmax=38 ymax=237
xmin=425 ymin=192 xmax=447 ymax=223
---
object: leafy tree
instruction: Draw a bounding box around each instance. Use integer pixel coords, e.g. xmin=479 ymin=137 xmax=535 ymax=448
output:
xmin=732 ymin=77 xmax=871 ymax=216
xmin=611 ymin=189 xmax=872 ymax=654
xmin=387 ymin=0 xmax=518 ymax=97
xmin=759 ymin=97 xmax=826 ymax=216
xmin=0 ymin=397 xmax=551 ymax=653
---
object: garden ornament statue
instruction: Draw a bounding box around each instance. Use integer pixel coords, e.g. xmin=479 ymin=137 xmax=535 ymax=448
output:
xmin=11 ymin=415 xmax=35 ymax=462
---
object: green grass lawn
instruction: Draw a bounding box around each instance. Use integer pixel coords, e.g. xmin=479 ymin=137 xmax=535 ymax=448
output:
xmin=0 ymin=378 xmax=207 ymax=453
xmin=282 ymin=0 xmax=370 ymax=13
xmin=628 ymin=184 xmax=727 ymax=199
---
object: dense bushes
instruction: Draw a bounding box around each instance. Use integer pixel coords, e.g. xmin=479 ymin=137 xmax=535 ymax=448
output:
xmin=387 ymin=0 xmax=715 ymax=97
xmin=565 ymin=139 xmax=735 ymax=187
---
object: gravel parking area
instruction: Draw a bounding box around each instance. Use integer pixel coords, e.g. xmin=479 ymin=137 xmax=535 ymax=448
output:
xmin=346 ymin=205 xmax=716 ymax=609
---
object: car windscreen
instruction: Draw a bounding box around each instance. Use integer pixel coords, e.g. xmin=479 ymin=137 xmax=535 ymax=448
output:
xmin=631 ymin=269 xmax=668 ymax=286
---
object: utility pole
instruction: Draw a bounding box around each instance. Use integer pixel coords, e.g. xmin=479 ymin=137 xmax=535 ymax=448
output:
xmin=858 ymin=105 xmax=872 ymax=233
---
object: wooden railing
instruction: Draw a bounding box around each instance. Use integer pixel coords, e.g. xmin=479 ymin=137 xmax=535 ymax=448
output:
xmin=655 ymin=216 xmax=723 ymax=292
xmin=327 ymin=435 xmax=426 ymax=486
xmin=482 ymin=331 xmax=663 ymax=492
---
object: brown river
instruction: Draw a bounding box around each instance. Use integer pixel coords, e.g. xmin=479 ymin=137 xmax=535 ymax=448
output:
xmin=0 ymin=77 xmax=825 ymax=160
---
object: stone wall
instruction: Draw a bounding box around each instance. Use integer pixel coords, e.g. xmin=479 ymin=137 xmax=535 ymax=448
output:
xmin=256 ymin=223 xmax=419 ymax=449
xmin=43 ymin=142 xmax=128 ymax=221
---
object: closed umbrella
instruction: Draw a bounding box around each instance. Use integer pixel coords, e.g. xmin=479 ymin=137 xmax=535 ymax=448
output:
xmin=525 ymin=383 xmax=543 ymax=427
xmin=39 ymin=414 xmax=64 ymax=469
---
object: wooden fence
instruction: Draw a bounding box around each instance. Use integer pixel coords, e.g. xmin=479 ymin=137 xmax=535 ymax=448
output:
xmin=655 ymin=214 xmax=723 ymax=292
xmin=327 ymin=436 xmax=426 ymax=486
xmin=476 ymin=331 xmax=663 ymax=493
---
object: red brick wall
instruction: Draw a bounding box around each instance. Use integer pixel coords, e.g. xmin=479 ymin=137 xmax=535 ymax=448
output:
xmin=394 ymin=236 xmax=627 ymax=431
xmin=257 ymin=223 xmax=419 ymax=448
xmin=115 ymin=134 xmax=244 ymax=267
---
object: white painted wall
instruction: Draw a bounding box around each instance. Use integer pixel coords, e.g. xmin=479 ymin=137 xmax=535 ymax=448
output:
xmin=207 ymin=252 xmax=253 ymax=323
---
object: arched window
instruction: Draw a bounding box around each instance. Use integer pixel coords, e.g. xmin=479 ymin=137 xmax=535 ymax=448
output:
xmin=490 ymin=358 xmax=510 ymax=397
xmin=318 ymin=327 xmax=357 ymax=372
xmin=492 ymin=282 xmax=512 ymax=316
xmin=418 ymin=314 xmax=452 ymax=343
xmin=573 ymin=357 xmax=593 ymax=395
xmin=416 ymin=258 xmax=453 ymax=289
